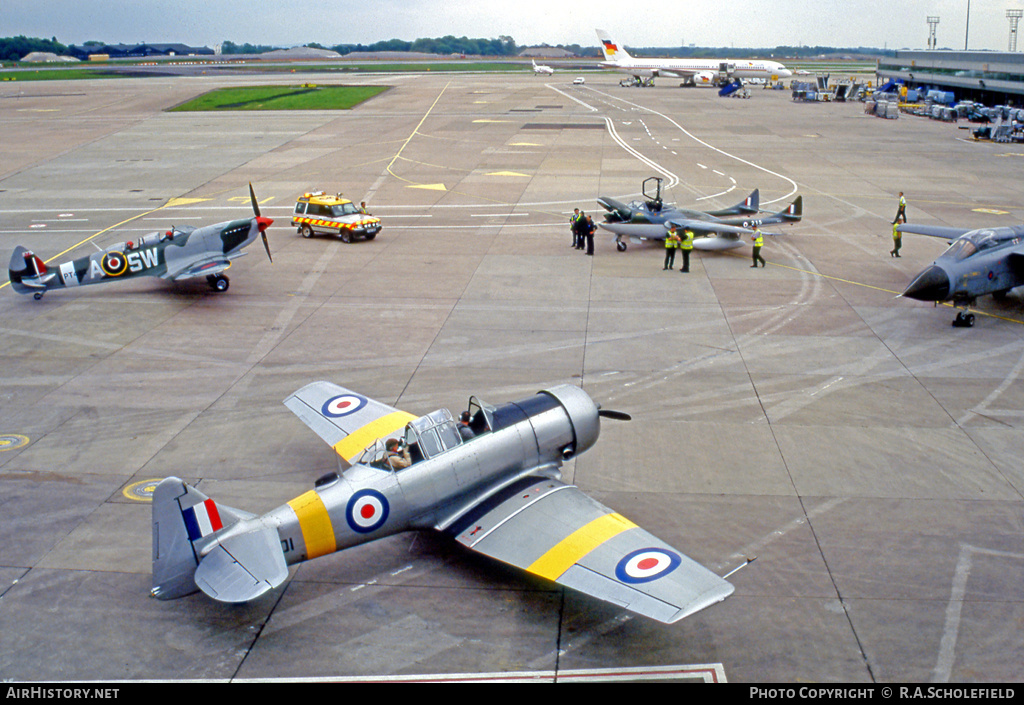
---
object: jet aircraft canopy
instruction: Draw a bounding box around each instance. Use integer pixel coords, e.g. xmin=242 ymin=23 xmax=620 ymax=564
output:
xmin=943 ymin=230 xmax=1004 ymax=261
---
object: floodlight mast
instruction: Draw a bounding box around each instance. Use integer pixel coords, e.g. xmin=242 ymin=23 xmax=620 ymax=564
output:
xmin=1008 ymin=10 xmax=1023 ymax=52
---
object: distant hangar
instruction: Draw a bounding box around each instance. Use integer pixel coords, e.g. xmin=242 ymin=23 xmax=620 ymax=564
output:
xmin=877 ymin=50 xmax=1024 ymax=104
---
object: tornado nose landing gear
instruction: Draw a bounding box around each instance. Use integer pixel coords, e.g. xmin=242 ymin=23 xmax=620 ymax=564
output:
xmin=953 ymin=310 xmax=975 ymax=327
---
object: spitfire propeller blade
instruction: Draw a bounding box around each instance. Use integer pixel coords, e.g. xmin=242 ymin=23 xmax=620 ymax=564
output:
xmin=249 ymin=182 xmax=273 ymax=263
xmin=248 ymin=182 xmax=261 ymax=218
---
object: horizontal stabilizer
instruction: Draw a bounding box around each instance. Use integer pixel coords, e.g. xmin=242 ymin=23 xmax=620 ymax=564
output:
xmin=705 ymin=189 xmax=759 ymax=216
xmin=194 ymin=525 xmax=288 ymax=603
xmin=8 ymin=246 xmax=53 ymax=294
xmin=151 ymin=476 xmax=255 ymax=600
xmin=779 ymin=195 xmax=802 ymax=221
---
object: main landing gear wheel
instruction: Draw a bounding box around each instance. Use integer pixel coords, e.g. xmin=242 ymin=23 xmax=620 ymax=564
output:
xmin=301 ymin=225 xmax=314 ymax=239
xmin=616 ymin=240 xmax=627 ymax=252
xmin=953 ymin=311 xmax=975 ymax=327
xmin=33 ymin=292 xmax=43 ymax=300
xmin=207 ymin=274 xmax=230 ymax=293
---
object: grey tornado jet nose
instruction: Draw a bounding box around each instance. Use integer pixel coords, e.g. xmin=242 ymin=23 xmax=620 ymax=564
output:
xmin=902 ymin=265 xmax=950 ymax=302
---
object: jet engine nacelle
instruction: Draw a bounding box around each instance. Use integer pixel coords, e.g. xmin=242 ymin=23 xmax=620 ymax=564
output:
xmin=693 ymin=71 xmax=716 ymax=86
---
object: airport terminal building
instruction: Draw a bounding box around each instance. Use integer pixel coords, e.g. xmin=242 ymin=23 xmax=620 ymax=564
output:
xmin=877 ymin=50 xmax=1024 ymax=105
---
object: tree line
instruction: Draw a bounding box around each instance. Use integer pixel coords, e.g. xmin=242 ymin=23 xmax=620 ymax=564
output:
xmin=1 ymin=34 xmax=895 ymax=62
xmin=0 ymin=36 xmax=66 ymax=61
xmin=222 ymin=35 xmax=519 ymax=57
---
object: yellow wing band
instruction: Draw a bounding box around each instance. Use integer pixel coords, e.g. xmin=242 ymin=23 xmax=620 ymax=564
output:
xmin=527 ymin=512 xmax=637 ymax=581
xmin=333 ymin=411 xmax=416 ymax=462
xmin=287 ymin=490 xmax=336 ymax=560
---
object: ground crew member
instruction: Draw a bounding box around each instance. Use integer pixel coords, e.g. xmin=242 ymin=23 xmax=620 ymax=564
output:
xmin=679 ymin=228 xmax=694 ymax=272
xmin=892 ymin=192 xmax=907 ymax=225
xmin=664 ymin=227 xmax=681 ymax=269
xmin=585 ymin=215 xmax=596 ymax=255
xmin=570 ymin=209 xmax=585 ymax=249
xmin=751 ymin=225 xmax=766 ymax=267
xmin=890 ymin=222 xmax=902 ymax=257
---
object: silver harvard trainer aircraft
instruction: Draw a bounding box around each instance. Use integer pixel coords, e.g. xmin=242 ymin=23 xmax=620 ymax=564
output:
xmin=8 ymin=184 xmax=272 ymax=299
xmin=152 ymin=382 xmax=735 ymax=624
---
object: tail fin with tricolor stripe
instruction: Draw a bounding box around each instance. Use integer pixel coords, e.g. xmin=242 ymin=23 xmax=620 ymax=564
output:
xmin=151 ymin=477 xmax=259 ymax=600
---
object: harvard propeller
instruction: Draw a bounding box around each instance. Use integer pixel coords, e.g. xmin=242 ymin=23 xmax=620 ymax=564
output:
xmin=899 ymin=221 xmax=1024 ymax=327
xmin=598 ymin=177 xmax=801 ymax=251
xmin=152 ymin=382 xmax=735 ymax=625
xmin=8 ymin=184 xmax=272 ymax=299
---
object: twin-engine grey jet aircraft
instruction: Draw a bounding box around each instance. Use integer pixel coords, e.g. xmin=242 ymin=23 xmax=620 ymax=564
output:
xmin=899 ymin=221 xmax=1024 ymax=327
xmin=597 ymin=178 xmax=802 ymax=251
xmin=152 ymin=382 xmax=735 ymax=625
xmin=8 ymin=184 xmax=272 ymax=299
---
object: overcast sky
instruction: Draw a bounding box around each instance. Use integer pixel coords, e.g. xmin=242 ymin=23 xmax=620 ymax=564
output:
xmin=6 ymin=0 xmax=1021 ymax=51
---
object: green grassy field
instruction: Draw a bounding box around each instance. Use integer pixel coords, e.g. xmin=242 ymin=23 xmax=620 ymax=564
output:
xmin=169 ymin=84 xmax=391 ymax=111
xmin=0 ymin=67 xmax=131 ymax=81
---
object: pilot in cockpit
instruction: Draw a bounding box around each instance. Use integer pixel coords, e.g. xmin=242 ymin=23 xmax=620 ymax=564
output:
xmin=458 ymin=411 xmax=475 ymax=440
xmin=385 ymin=438 xmax=411 ymax=469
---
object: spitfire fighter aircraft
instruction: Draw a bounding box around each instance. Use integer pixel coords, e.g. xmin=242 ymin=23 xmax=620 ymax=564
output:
xmin=152 ymin=382 xmax=735 ymax=625
xmin=598 ymin=177 xmax=801 ymax=252
xmin=8 ymin=184 xmax=272 ymax=299
xmin=899 ymin=221 xmax=1024 ymax=327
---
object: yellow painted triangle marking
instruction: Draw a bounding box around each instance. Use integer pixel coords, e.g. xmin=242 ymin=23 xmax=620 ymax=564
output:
xmin=486 ymin=171 xmax=530 ymax=177
xmin=408 ymin=183 xmax=448 ymax=191
xmin=165 ymin=197 xmax=212 ymax=207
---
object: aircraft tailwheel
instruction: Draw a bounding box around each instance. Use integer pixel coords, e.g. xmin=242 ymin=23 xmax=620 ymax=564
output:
xmin=616 ymin=241 xmax=627 ymax=252
xmin=33 ymin=292 xmax=43 ymax=300
xmin=208 ymin=274 xmax=230 ymax=293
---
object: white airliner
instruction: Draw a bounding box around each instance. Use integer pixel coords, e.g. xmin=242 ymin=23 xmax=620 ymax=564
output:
xmin=597 ymin=29 xmax=792 ymax=86
xmin=532 ymin=59 xmax=554 ymax=75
